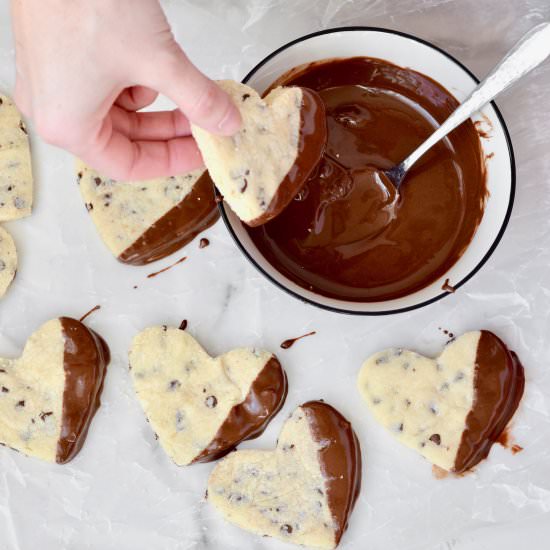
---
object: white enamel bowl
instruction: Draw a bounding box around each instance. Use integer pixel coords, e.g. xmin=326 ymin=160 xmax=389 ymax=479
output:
xmin=219 ymin=27 xmax=515 ymax=315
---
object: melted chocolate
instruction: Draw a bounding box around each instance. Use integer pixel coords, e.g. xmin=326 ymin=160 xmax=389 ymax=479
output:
xmin=119 ymin=172 xmax=219 ymax=265
xmin=192 ymin=357 xmax=288 ymax=463
xmin=146 ymin=256 xmax=187 ymax=278
xmin=247 ymin=88 xmax=327 ymax=226
xmin=302 ymin=401 xmax=361 ymax=545
xmin=79 ymin=304 xmax=101 ymax=323
xmin=454 ymin=330 xmax=524 ymax=473
xmin=57 ymin=318 xmax=110 ymax=464
xmin=199 ymin=238 xmax=210 ymax=249
xmin=280 ymin=331 xmax=317 ymax=349
xmin=247 ymin=57 xmax=487 ymax=301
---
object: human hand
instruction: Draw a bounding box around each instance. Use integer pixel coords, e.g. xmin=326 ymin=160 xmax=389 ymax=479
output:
xmin=10 ymin=0 xmax=241 ymax=180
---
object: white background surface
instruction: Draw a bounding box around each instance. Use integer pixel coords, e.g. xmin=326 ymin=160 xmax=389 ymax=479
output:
xmin=1 ymin=1 xmax=550 ymax=549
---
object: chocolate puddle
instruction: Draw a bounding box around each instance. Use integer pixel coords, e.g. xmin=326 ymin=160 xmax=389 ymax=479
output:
xmin=247 ymin=57 xmax=487 ymax=301
xmin=57 ymin=317 xmax=110 ymax=464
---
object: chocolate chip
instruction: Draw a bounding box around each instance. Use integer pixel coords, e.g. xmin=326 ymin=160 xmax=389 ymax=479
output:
xmin=15 ymin=400 xmax=25 ymax=408
xmin=205 ymin=395 xmax=218 ymax=408
xmin=1 ymin=386 xmax=8 ymax=393
xmin=280 ymin=524 xmax=293 ymax=535
xmin=398 ymin=423 xmax=404 ymax=432
xmin=154 ymin=432 xmax=159 ymax=440
xmin=175 ymin=410 xmax=185 ymax=431
xmin=0 ymin=369 xmax=5 ymax=373
xmin=6 ymin=185 xmax=12 ymax=192
xmin=405 ymin=398 xmax=412 ymax=407
xmin=455 ymin=371 xmax=465 ymax=381
xmin=240 ymin=178 xmax=248 ymax=193
xmin=85 ymin=202 xmax=94 ymax=212
xmin=429 ymin=434 xmax=441 ymax=445
xmin=242 ymin=93 xmax=251 ymax=101
xmin=77 ymin=171 xmax=83 ymax=181
xmin=162 ymin=325 xmax=168 ymax=332
xmin=178 ymin=319 xmax=188 ymax=330
xmin=199 ymin=238 xmax=209 ymax=249
xmin=39 ymin=411 xmax=53 ymax=421
xmin=372 ymin=397 xmax=381 ymax=405
xmin=168 ymin=380 xmax=181 ymax=391
xmin=19 ymin=121 xmax=27 ymax=134
xmin=94 ymin=177 xmax=102 ymax=186
xmin=375 ymin=355 xmax=389 ymax=365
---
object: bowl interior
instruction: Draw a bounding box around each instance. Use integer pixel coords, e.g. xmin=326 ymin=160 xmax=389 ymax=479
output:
xmin=220 ymin=28 xmax=514 ymax=315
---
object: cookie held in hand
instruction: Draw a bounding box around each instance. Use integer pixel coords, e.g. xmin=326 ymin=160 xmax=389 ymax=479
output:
xmin=358 ymin=331 xmax=524 ymax=474
xmin=0 ymin=94 xmax=33 ymax=222
xmin=0 ymin=226 xmax=16 ymax=298
xmin=208 ymin=401 xmax=361 ymax=550
xmin=129 ymin=326 xmax=287 ymax=465
xmin=78 ymin=163 xmax=219 ymax=265
xmin=191 ymin=81 xmax=326 ymax=226
xmin=0 ymin=318 xmax=110 ymax=464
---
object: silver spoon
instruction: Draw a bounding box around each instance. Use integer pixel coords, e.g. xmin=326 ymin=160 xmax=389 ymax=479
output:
xmin=385 ymin=22 xmax=550 ymax=189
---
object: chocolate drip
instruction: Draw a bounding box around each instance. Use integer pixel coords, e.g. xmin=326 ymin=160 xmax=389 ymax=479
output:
xmin=57 ymin=318 xmax=110 ymax=464
xmin=280 ymin=331 xmax=316 ymax=349
xmin=119 ymin=171 xmax=220 ymax=265
xmin=454 ymin=330 xmax=524 ymax=473
xmin=192 ymin=357 xmax=288 ymax=463
xmin=247 ymin=88 xmax=327 ymax=226
xmin=247 ymin=57 xmax=487 ymax=301
xmin=302 ymin=401 xmax=362 ymax=546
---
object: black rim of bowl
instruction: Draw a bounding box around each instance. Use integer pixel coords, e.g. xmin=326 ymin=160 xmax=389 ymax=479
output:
xmin=217 ymin=26 xmax=516 ymax=316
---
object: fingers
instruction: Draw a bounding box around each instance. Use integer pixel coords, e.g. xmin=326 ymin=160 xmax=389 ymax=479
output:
xmin=81 ymin=117 xmax=204 ymax=181
xmin=115 ymin=86 xmax=158 ymax=111
xmin=147 ymin=49 xmax=241 ymax=136
xmin=110 ymin=105 xmax=191 ymax=141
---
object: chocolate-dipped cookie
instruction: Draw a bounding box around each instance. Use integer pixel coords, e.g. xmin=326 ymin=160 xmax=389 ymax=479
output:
xmin=78 ymin=163 xmax=219 ymax=265
xmin=191 ymin=80 xmax=326 ymax=226
xmin=0 ymin=317 xmax=109 ymax=463
xmin=358 ymin=330 xmax=524 ymax=473
xmin=129 ymin=326 xmax=287 ymax=465
xmin=0 ymin=226 xmax=16 ymax=298
xmin=208 ymin=401 xmax=361 ymax=549
xmin=0 ymin=94 xmax=33 ymax=221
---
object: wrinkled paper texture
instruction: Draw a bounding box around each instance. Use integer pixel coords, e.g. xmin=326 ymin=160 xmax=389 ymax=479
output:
xmin=1 ymin=1 xmax=550 ymax=549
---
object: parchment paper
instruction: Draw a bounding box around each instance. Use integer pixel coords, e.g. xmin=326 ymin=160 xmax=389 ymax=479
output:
xmin=0 ymin=1 xmax=550 ymax=549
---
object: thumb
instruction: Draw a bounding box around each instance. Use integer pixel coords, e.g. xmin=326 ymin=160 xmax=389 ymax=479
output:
xmin=148 ymin=46 xmax=241 ymax=136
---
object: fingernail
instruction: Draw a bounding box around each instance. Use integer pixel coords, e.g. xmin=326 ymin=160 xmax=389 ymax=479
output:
xmin=217 ymin=105 xmax=242 ymax=136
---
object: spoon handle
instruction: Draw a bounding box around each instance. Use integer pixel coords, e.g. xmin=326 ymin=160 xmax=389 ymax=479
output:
xmin=401 ymin=22 xmax=550 ymax=174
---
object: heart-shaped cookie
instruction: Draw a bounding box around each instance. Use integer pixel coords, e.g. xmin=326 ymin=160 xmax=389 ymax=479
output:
xmin=0 ymin=317 xmax=110 ymax=463
xmin=207 ymin=401 xmax=361 ymax=550
xmin=129 ymin=326 xmax=288 ymax=465
xmin=191 ymin=80 xmax=326 ymax=226
xmin=0 ymin=226 xmax=16 ymax=298
xmin=0 ymin=94 xmax=33 ymax=221
xmin=77 ymin=163 xmax=219 ymax=265
xmin=358 ymin=330 xmax=524 ymax=473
